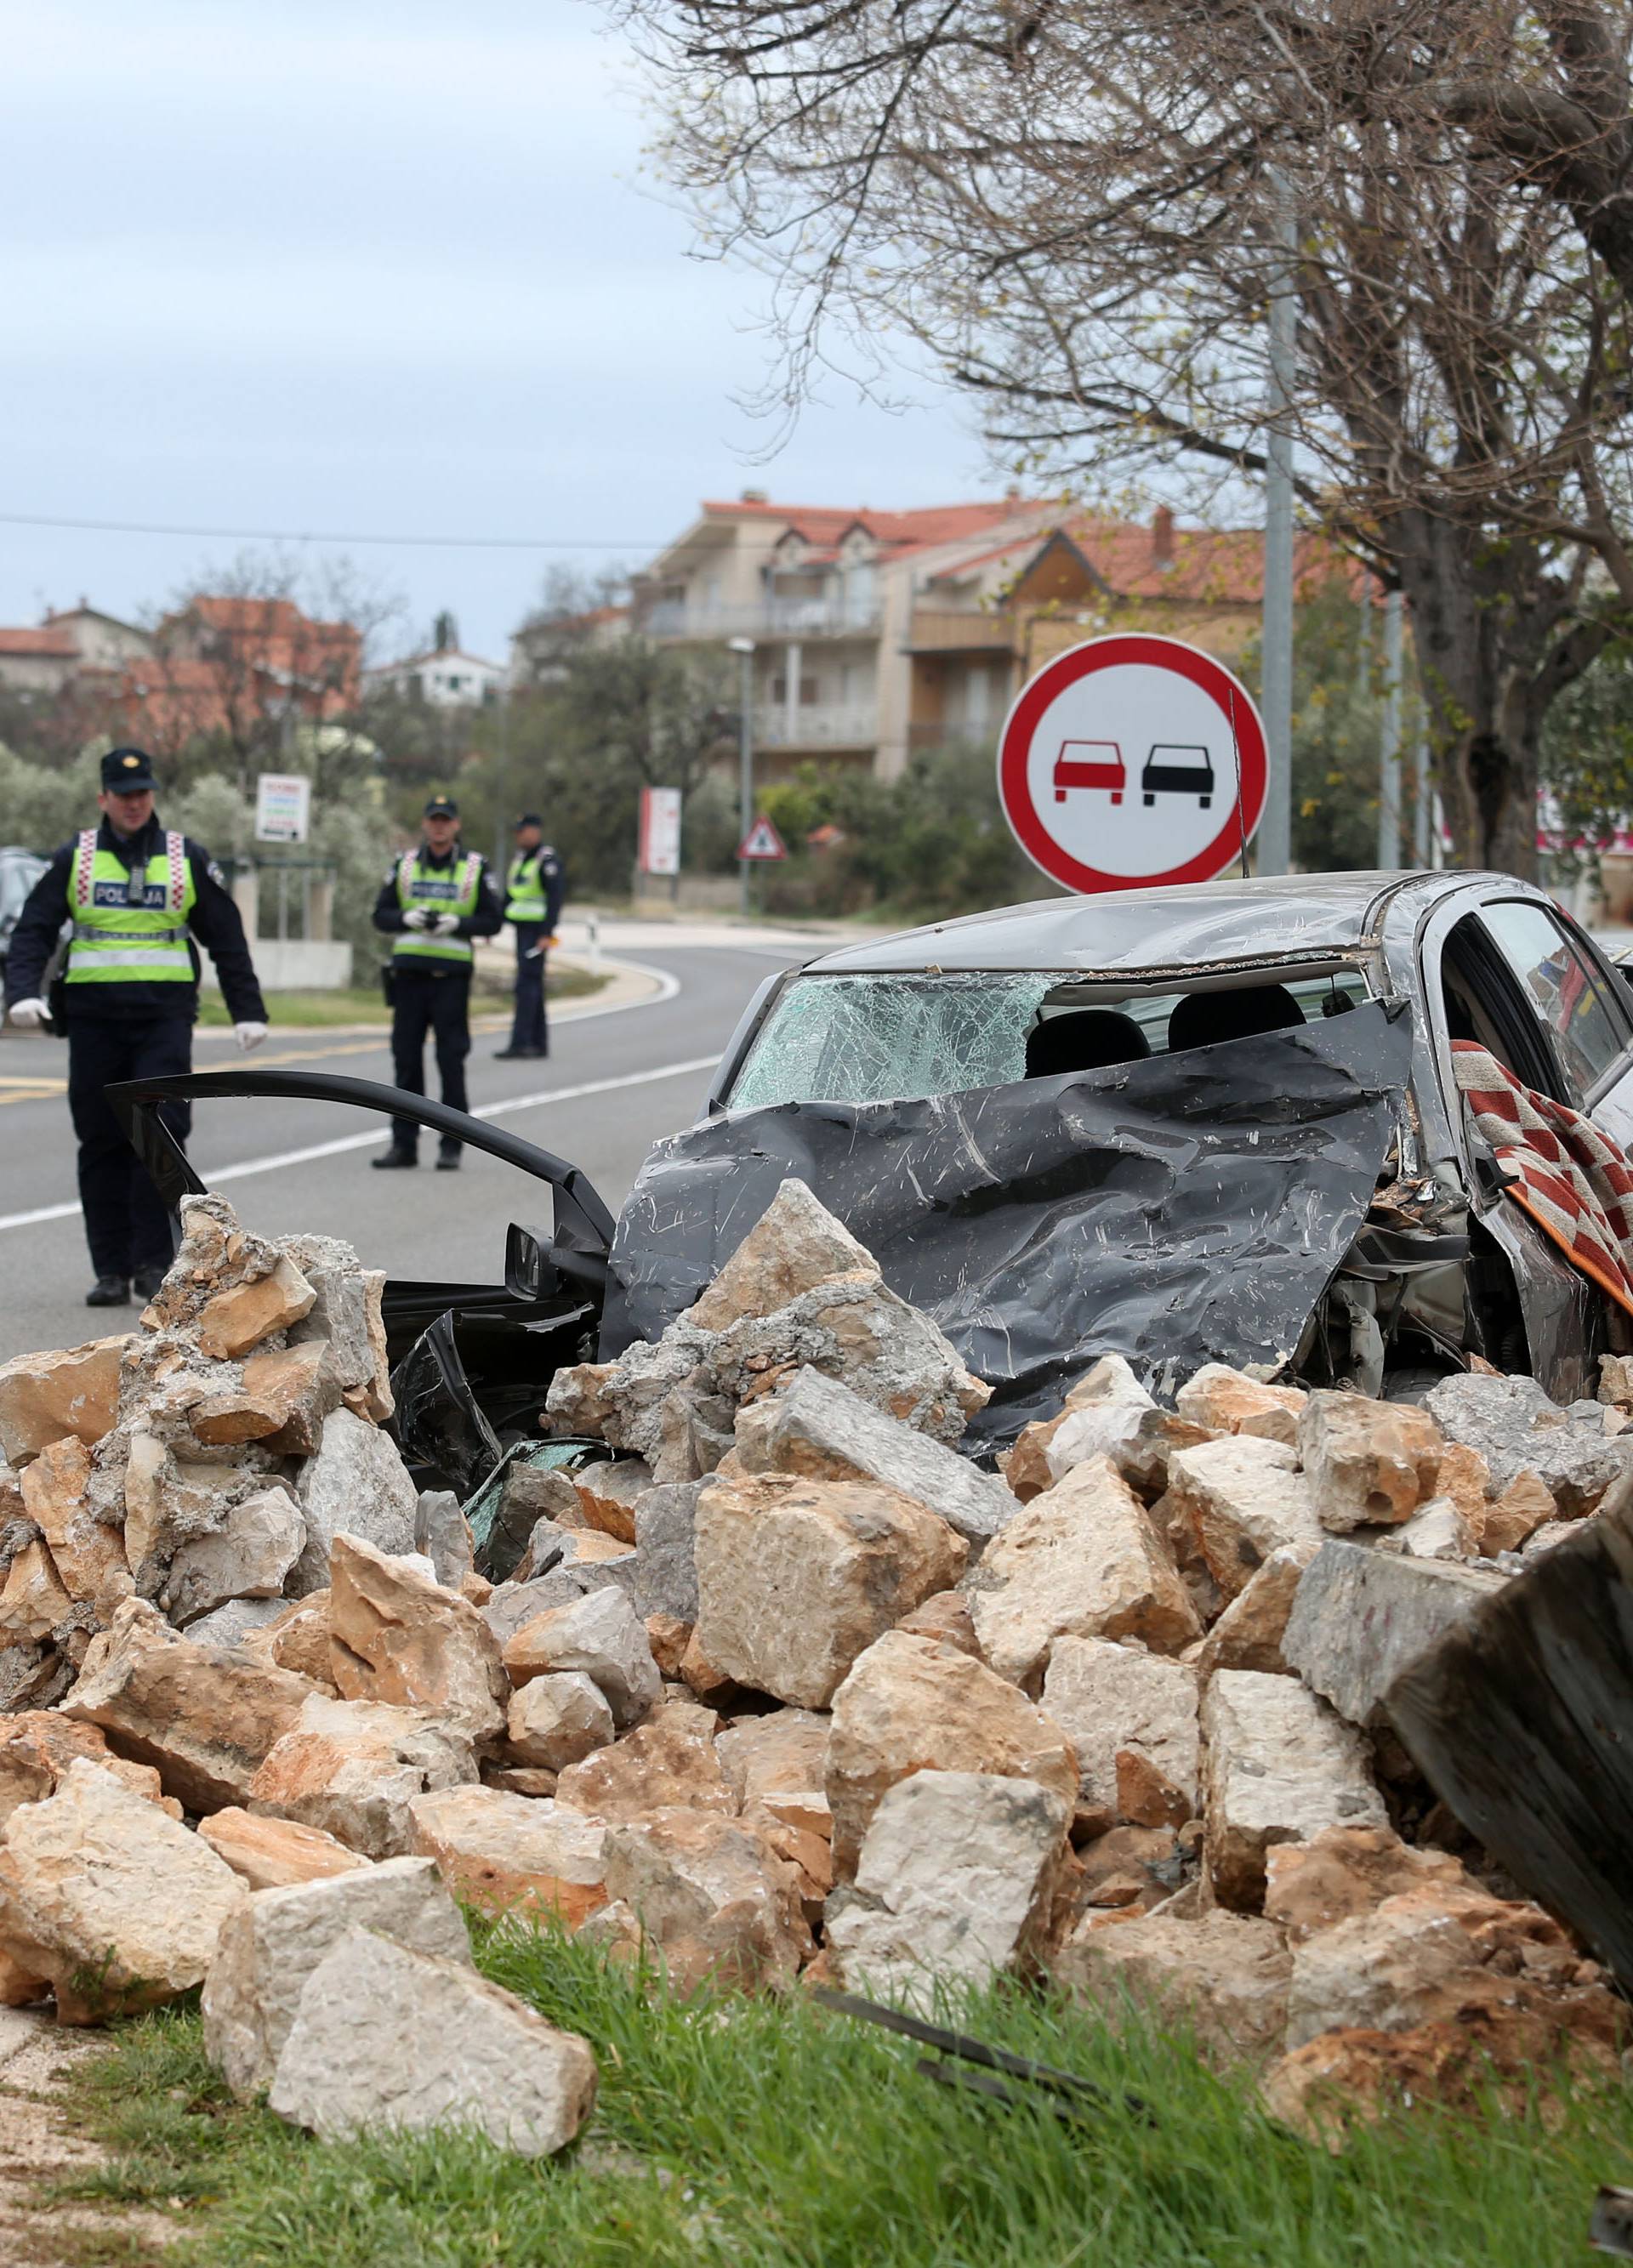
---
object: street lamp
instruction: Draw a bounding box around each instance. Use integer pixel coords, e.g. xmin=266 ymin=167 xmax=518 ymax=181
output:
xmin=727 ymin=636 xmax=755 ymax=917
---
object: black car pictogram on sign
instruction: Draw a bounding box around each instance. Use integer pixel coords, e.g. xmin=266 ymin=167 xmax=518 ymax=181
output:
xmin=1141 ymin=745 xmax=1215 ymax=808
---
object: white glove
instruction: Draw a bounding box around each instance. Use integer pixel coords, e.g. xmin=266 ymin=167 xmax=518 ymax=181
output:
xmin=432 ymin=913 xmax=462 ymax=936
xmin=235 ymin=1021 xmax=269 ymax=1053
xmin=402 ymin=907 xmax=435 ymax=931
xmin=5 ymin=998 xmax=47 ymax=1030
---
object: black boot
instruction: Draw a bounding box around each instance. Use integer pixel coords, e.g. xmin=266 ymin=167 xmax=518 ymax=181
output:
xmin=85 ymin=1275 xmax=130 ymax=1307
xmin=132 ymin=1265 xmax=168 ymax=1299
xmin=435 ymin=1142 xmax=462 ymax=1171
xmin=372 ymin=1149 xmax=418 ymax=1170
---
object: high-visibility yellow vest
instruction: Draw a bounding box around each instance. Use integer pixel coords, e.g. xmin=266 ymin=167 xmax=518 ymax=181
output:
xmin=65 ymin=829 xmax=196 ymax=986
xmin=505 ymin=850 xmax=548 ymax=924
xmin=394 ymin=849 xmax=483 ymax=964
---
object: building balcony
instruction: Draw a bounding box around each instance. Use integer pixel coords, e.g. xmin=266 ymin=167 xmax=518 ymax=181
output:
xmin=754 ymin=702 xmax=878 ymax=749
xmin=639 ymin=599 xmax=883 ymax=642
xmin=905 ymin=608 xmax=1016 ymax=654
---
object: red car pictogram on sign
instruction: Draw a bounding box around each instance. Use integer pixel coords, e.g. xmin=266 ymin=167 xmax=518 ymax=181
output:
xmin=1052 ymin=740 xmax=1125 ymax=804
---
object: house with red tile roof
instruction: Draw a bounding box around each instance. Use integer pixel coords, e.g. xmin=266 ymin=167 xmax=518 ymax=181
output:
xmin=0 ymin=603 xmax=151 ymax=697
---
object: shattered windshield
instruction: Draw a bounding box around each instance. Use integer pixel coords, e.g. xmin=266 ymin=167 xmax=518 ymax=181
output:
xmin=726 ymin=966 xmax=1374 ymax=1111
xmin=730 ymin=973 xmax=1056 ymax=1109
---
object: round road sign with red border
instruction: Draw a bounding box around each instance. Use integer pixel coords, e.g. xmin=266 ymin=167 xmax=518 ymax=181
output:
xmin=996 ymin=634 xmax=1267 ymax=895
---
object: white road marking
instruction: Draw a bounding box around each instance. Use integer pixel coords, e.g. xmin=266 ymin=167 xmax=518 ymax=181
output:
xmin=0 ymin=1053 xmax=718 ymax=1235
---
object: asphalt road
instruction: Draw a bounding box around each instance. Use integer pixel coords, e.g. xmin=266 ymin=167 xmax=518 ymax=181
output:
xmin=0 ymin=941 xmax=808 ymax=1363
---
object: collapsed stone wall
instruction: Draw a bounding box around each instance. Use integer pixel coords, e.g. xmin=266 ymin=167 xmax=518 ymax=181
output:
xmin=0 ymin=1178 xmax=1627 ymax=2151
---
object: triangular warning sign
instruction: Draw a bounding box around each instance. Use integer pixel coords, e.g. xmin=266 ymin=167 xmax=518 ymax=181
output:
xmin=737 ymin=814 xmax=787 ymax=861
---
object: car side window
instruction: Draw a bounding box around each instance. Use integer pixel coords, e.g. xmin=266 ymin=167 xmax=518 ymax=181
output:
xmin=1477 ymin=901 xmax=1631 ymax=1101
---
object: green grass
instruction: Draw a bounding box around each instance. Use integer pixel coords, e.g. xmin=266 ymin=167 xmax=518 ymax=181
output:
xmin=51 ymin=1918 xmax=1633 ymax=2267
xmin=195 ymin=965 xmax=608 ymax=1028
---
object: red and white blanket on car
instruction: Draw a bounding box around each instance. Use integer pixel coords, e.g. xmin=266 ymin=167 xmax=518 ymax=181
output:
xmin=1450 ymin=1038 xmax=1633 ymax=1318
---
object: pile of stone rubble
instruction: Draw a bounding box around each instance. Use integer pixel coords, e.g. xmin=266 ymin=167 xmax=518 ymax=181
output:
xmin=0 ymin=1179 xmax=1626 ymax=2157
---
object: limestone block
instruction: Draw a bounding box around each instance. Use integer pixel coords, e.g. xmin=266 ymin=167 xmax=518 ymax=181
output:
xmin=268 ymin=1928 xmax=596 ymax=2153
xmin=202 ymin=1854 xmax=468 ymax=2095
xmin=0 ymin=1710 xmax=176 ymax=1829
xmin=0 ymin=1542 xmax=71 ymax=1645
xmin=894 ymin=1589 xmax=982 ymax=1655
xmin=199 ymin=1807 xmax=373 ymax=1892
xmin=1380 ymin=1497 xmax=1476 ymax=1560
xmin=292 ymin=1409 xmax=418 ymax=1594
xmin=600 ymin=1806 xmax=813 ymax=1990
xmin=569 ymin=1459 xmax=651 ymax=1544
xmin=189 ymin=1339 xmax=334 ymax=1453
xmin=1477 ymin=1469 xmax=1556 ymax=1554
xmin=328 ymin=1532 xmax=509 ymax=1747
xmin=0 ymin=1335 xmax=125 ymax=1464
xmin=1298 ymin=1390 xmax=1441 ymax=1532
xmin=1164 ymin=1437 xmax=1323 ymax=1600
xmin=1194 ymin=1544 xmax=1317 ymax=1680
xmin=505 ymin=1672 xmax=615 ymax=1772
xmin=1200 ymin=1669 xmax=1387 ymax=1911
xmin=501 ymin=1586 xmax=661 ymax=1730
xmin=1042 ymin=1638 xmax=1199 ymax=1830
xmin=1425 ymin=1372 xmax=1631 ymax=1514
xmin=248 ymin=1694 xmax=478 ymax=1858
xmin=408 ymin=1785 xmax=609 ymax=1924
xmin=0 ymin=1759 xmax=247 ymax=2022
xmin=179 ymin=1597 xmax=291 ymax=1651
xmin=413 ymin=1490 xmax=475 ymax=1589
xmin=196 ymin=1255 xmax=316 ymax=1361
xmin=63 ymin=1598 xmax=311 ymax=1813
xmin=632 ymin=1481 xmax=703 ymax=1622
xmin=553 ymin=1699 xmax=733 ymax=1822
xmin=826 ymin=1629 xmax=1078 ymax=1876
xmin=246 ymin=1594 xmax=337 ymax=1690
xmin=1283 ymin=1882 xmax=1594 ymax=2049
xmin=715 ymin=1708 xmax=831 ymax=1838
xmin=1262 ymin=1824 xmax=1474 ymax=1936
xmin=160 ymin=1486 xmax=306 ymax=1626
xmin=1055 ymin=1908 xmax=1292 ymax=2063
xmin=19 ymin=1437 xmax=125 ymax=1608
xmin=731 ymin=1366 xmax=1014 ymax=1545
xmin=1175 ymin=1364 xmax=1306 ymax=1447
xmin=695 ymin=1473 xmax=967 ymax=1709
xmin=1281 ymin=1540 xmax=1505 ymax=1726
xmin=688 ymin=1180 xmax=881 ymax=1333
xmin=827 ymin=1770 xmax=1071 ymax=2005
xmin=966 ymin=1457 xmax=1200 ymax=1691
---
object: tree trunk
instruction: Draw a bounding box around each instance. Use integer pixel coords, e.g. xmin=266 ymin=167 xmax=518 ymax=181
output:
xmin=1394 ymin=514 xmax=1542 ymax=878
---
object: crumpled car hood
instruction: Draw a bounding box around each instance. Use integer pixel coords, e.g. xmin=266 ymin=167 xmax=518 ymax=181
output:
xmin=603 ymin=998 xmax=1414 ymax=1445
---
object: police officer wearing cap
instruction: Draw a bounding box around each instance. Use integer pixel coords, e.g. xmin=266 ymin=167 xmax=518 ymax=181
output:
xmin=494 ymin=813 xmax=564 ymax=1061
xmin=3 ymin=747 xmax=268 ymax=1307
xmin=371 ymin=794 xmax=502 ymax=1169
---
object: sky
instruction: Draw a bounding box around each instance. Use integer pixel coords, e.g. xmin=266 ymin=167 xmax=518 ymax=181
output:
xmin=0 ymin=0 xmax=993 ymax=662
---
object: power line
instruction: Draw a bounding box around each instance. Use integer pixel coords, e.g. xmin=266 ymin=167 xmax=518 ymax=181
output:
xmin=0 ymin=510 xmax=646 ymax=552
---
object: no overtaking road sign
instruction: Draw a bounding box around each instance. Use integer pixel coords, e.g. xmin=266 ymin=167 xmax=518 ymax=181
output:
xmin=996 ymin=634 xmax=1267 ymax=895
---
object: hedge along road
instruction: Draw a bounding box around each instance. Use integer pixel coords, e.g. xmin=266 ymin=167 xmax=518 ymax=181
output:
xmin=0 ymin=940 xmax=811 ymax=1363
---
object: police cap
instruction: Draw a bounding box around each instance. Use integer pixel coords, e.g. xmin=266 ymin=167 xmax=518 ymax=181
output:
xmin=515 ymin=811 xmax=543 ymax=828
xmin=424 ymin=795 xmax=459 ymax=819
xmin=101 ymin=747 xmax=158 ymax=792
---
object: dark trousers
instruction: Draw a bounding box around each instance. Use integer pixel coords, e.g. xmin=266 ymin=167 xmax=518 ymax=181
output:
xmin=389 ymin=966 xmax=471 ymax=1155
xmin=66 ymin=1012 xmax=193 ymax=1279
xmin=508 ymin=924 xmax=549 ymax=1054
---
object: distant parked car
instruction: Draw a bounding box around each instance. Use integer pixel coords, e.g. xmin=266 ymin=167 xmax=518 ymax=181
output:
xmin=1141 ymin=744 xmax=1215 ymax=808
xmin=0 ymin=847 xmax=48 ymax=973
xmin=1052 ymin=740 xmax=1125 ymax=804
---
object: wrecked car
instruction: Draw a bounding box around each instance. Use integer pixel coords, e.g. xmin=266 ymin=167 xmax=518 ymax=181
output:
xmin=111 ymin=869 xmax=1633 ymax=1469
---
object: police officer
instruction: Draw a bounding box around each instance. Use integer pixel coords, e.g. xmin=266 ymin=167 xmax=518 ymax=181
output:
xmin=494 ymin=813 xmax=564 ymax=1061
xmin=371 ymin=793 xmax=502 ymax=1169
xmin=3 ymin=747 xmax=267 ymax=1307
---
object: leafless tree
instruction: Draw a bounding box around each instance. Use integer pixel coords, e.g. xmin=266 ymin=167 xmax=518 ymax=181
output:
xmin=612 ymin=0 xmax=1633 ymax=872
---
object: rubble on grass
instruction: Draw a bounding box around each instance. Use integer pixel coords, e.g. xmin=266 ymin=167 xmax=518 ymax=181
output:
xmin=0 ymin=1181 xmax=1627 ymax=2155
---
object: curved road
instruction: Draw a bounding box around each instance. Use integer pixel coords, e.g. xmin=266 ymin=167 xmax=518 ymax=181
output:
xmin=0 ymin=941 xmax=807 ymax=1362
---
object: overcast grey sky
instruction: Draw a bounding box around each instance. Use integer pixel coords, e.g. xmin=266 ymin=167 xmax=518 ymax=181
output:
xmin=0 ymin=0 xmax=990 ymax=661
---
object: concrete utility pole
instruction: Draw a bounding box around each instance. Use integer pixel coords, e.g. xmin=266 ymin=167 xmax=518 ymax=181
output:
xmin=1414 ymin=728 xmax=1433 ymax=868
xmin=1377 ymin=588 xmax=1403 ymax=869
xmin=729 ymin=636 xmax=755 ymax=916
xmin=1258 ymin=181 xmax=1298 ymax=878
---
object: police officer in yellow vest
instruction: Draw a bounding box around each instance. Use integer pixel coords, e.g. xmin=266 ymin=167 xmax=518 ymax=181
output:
xmin=493 ymin=813 xmax=564 ymax=1060
xmin=370 ymin=794 xmax=502 ymax=1170
xmin=3 ymin=747 xmax=267 ymax=1307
